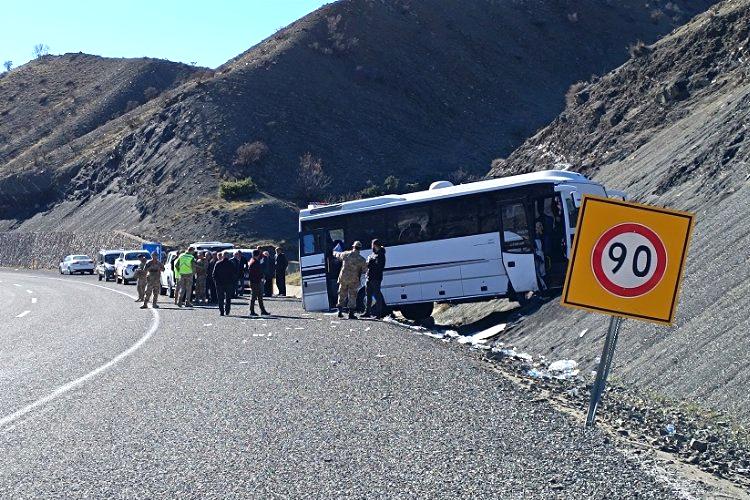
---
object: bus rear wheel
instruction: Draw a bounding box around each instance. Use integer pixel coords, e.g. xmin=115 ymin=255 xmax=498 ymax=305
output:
xmin=399 ymin=302 xmax=434 ymax=322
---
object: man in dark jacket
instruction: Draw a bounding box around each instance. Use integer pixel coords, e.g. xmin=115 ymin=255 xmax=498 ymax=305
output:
xmin=261 ymin=250 xmax=275 ymax=297
xmin=363 ymin=239 xmax=387 ymax=318
xmin=212 ymin=251 xmax=237 ymax=316
xmin=274 ymin=247 xmax=288 ymax=296
xmin=248 ymin=249 xmax=270 ymax=316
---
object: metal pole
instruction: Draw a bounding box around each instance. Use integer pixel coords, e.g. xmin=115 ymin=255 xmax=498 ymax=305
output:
xmin=586 ymin=316 xmax=623 ymax=427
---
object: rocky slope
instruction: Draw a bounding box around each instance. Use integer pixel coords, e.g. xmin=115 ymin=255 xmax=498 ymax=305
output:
xmin=487 ymin=0 xmax=750 ymax=422
xmin=0 ymin=0 xmax=714 ymax=247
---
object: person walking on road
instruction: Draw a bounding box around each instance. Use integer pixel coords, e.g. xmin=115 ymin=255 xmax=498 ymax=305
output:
xmin=362 ymin=239 xmax=387 ymax=318
xmin=334 ymin=241 xmax=367 ymax=319
xmin=206 ymin=252 xmax=217 ymax=304
xmin=212 ymin=251 xmax=237 ymax=316
xmin=194 ymin=252 xmax=207 ymax=304
xmin=176 ymin=247 xmax=196 ymax=307
xmin=141 ymin=252 xmax=165 ymax=309
xmin=248 ymin=249 xmax=270 ymax=316
xmin=134 ymin=254 xmax=148 ymax=302
xmin=274 ymin=247 xmax=288 ymax=296
xmin=261 ymin=250 xmax=275 ymax=297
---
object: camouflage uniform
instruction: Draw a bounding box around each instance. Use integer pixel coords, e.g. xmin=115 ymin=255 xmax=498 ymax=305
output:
xmin=134 ymin=260 xmax=148 ymax=302
xmin=142 ymin=260 xmax=165 ymax=308
xmin=194 ymin=258 xmax=207 ymax=303
xmin=334 ymin=249 xmax=367 ymax=310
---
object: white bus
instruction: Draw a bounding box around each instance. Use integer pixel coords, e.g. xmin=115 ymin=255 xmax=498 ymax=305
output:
xmin=298 ymin=170 xmax=621 ymax=320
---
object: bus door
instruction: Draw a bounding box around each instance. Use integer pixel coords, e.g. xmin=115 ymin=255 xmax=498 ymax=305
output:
xmin=554 ymin=185 xmax=580 ymax=258
xmin=533 ymin=193 xmax=572 ymax=289
xmin=299 ymin=229 xmax=331 ymax=311
xmin=500 ymin=201 xmax=538 ymax=294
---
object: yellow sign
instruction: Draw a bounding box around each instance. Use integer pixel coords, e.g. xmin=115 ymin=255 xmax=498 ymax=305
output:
xmin=561 ymin=195 xmax=695 ymax=325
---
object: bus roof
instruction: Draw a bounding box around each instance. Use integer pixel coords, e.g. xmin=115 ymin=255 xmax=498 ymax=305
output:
xmin=300 ymin=170 xmax=594 ymax=220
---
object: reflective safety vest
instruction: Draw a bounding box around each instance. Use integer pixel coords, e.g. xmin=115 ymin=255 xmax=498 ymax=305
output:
xmin=176 ymin=253 xmax=195 ymax=275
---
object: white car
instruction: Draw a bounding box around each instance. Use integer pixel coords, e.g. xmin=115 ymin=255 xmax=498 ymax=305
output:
xmin=114 ymin=250 xmax=151 ymax=285
xmin=59 ymin=255 xmax=95 ymax=275
xmin=190 ymin=241 xmax=234 ymax=253
xmin=95 ymin=249 xmax=124 ymax=282
xmin=160 ymin=250 xmax=180 ymax=297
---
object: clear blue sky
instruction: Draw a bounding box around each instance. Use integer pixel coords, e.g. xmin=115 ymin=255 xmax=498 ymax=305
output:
xmin=1 ymin=0 xmax=331 ymax=70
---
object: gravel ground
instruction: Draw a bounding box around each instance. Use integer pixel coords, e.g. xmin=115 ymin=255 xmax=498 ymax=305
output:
xmin=0 ymin=270 xmax=686 ymax=498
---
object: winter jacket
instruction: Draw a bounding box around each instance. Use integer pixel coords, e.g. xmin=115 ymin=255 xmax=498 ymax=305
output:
xmin=275 ymin=253 xmax=289 ymax=275
xmin=229 ymin=257 xmax=243 ymax=279
xmin=334 ymin=249 xmax=367 ymax=285
xmin=248 ymin=258 xmax=263 ymax=283
xmin=261 ymin=255 xmax=275 ymax=279
xmin=366 ymin=248 xmax=386 ymax=283
xmin=212 ymin=258 xmax=237 ymax=286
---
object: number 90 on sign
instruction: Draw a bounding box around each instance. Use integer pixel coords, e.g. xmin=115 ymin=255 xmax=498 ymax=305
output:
xmin=591 ymin=223 xmax=667 ymax=298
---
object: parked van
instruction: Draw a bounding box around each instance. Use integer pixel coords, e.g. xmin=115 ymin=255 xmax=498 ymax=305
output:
xmin=96 ymin=249 xmax=124 ymax=281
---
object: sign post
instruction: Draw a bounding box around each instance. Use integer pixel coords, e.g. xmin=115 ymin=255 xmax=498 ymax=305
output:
xmin=561 ymin=195 xmax=695 ymax=427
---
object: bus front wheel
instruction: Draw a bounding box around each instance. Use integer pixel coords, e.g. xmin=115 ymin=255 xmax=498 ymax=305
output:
xmin=399 ymin=302 xmax=434 ymax=322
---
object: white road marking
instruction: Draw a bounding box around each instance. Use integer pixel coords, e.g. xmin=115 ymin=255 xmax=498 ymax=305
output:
xmin=0 ymin=275 xmax=160 ymax=430
xmin=26 ymin=290 xmax=33 ymax=294
xmin=31 ymin=298 xmax=38 ymax=304
xmin=13 ymin=284 xmax=22 ymax=287
xmin=16 ymin=310 xmax=31 ymax=318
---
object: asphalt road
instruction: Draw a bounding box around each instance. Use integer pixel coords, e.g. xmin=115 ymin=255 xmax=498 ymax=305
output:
xmin=0 ymin=269 xmax=681 ymax=498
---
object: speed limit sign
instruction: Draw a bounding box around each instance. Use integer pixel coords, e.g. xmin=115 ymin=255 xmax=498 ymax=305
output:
xmin=562 ymin=195 xmax=694 ymax=325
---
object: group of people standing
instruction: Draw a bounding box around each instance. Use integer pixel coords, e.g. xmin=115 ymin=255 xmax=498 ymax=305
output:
xmin=130 ymin=239 xmax=390 ymax=321
xmin=333 ymin=238 xmax=387 ymax=320
xmin=134 ymin=246 xmax=288 ymax=317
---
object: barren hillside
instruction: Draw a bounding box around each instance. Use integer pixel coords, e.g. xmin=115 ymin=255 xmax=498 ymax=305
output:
xmin=488 ymin=0 xmax=750 ymax=421
xmin=0 ymin=0 xmax=714 ymax=246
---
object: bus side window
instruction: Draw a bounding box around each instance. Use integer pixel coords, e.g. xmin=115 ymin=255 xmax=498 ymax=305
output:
xmin=501 ymin=202 xmax=532 ymax=253
xmin=478 ymin=195 xmax=499 ymax=233
xmin=432 ymin=198 xmax=478 ymax=240
xmin=347 ymin=211 xmax=387 ymax=248
xmin=389 ymin=205 xmax=431 ymax=245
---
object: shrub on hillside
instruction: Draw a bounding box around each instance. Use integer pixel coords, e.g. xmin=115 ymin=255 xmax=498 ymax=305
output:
xmin=296 ymin=153 xmax=331 ymax=201
xmin=219 ymin=177 xmax=257 ymax=200
xmin=628 ymin=40 xmax=652 ymax=58
xmin=565 ymin=81 xmax=589 ymax=107
xmin=233 ymin=141 xmax=269 ymax=166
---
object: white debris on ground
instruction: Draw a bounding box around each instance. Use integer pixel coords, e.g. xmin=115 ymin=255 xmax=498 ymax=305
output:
xmin=490 ymin=345 xmax=581 ymax=380
xmin=578 ymin=328 xmax=589 ymax=338
xmin=457 ymin=323 xmax=506 ymax=347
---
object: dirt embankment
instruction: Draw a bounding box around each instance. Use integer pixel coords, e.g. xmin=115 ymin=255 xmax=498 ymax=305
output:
xmin=484 ymin=0 xmax=750 ymax=423
xmin=0 ymin=231 xmax=143 ymax=269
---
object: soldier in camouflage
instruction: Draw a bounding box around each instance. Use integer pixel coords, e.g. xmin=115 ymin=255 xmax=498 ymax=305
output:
xmin=194 ymin=252 xmax=208 ymax=304
xmin=141 ymin=252 xmax=165 ymax=309
xmin=333 ymin=241 xmax=367 ymax=319
xmin=134 ymin=254 xmax=148 ymax=302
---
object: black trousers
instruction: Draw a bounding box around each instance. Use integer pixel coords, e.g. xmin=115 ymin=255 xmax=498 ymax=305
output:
xmin=216 ymin=283 xmax=234 ymax=314
xmin=263 ymin=277 xmax=273 ymax=297
xmin=207 ymin=278 xmax=216 ymax=303
xmin=275 ymin=272 xmax=286 ymax=296
xmin=365 ymin=280 xmax=386 ymax=317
